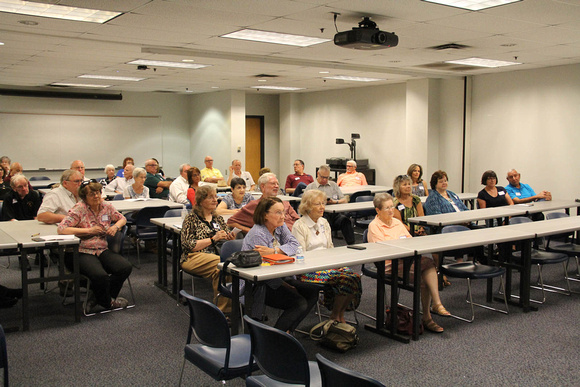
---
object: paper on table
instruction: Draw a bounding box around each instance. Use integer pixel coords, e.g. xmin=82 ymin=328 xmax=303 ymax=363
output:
xmin=31 ymin=235 xmax=76 ymax=242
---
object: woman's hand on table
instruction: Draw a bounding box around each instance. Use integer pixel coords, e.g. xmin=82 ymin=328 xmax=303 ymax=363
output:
xmin=254 ymin=245 xmax=275 ymax=256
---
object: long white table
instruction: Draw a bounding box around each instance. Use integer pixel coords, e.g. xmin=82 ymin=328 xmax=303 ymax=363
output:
xmin=250 ymin=192 xmax=302 ymax=202
xmin=340 ymin=185 xmax=391 ymax=195
xmin=111 ymin=198 xmax=184 ymax=213
xmin=325 ymin=201 xmax=374 ymax=213
xmin=29 ymin=180 xmax=59 ymax=189
xmin=0 ymin=220 xmax=81 ymax=331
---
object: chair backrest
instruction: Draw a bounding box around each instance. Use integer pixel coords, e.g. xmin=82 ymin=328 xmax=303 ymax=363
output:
xmin=349 ymin=190 xmax=372 ymax=203
xmin=363 ymin=229 xmax=368 ymax=243
xmin=545 ymin=212 xmax=573 ymax=242
xmin=0 ymin=325 xmax=8 ymax=387
xmin=180 ymin=290 xmax=231 ymax=348
xmin=354 ymin=195 xmax=376 ymax=217
xmin=164 ymin=208 xmax=182 ymax=218
xmin=509 ymin=216 xmax=532 ymax=224
xmin=220 ymin=239 xmax=244 ymax=262
xmin=441 ymin=225 xmax=471 ymax=233
xmin=133 ymin=206 xmax=170 ymax=228
xmin=316 ymin=354 xmax=385 ymax=387
xmin=107 ymin=225 xmax=127 ymax=255
xmin=244 ymin=315 xmax=311 ymax=385
xmin=546 ymin=212 xmax=568 ymax=220
xmin=29 ymin=176 xmax=50 ymax=181
xmin=113 ymin=193 xmax=124 ymax=201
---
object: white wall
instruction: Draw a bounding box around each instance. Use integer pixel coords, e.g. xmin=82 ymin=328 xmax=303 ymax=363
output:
xmin=468 ymin=63 xmax=580 ymax=200
xmin=0 ymin=91 xmax=190 ymax=180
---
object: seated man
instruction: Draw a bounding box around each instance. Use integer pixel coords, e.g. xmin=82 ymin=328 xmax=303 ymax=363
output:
xmin=285 ymin=159 xmax=313 ymax=196
xmin=337 ymin=160 xmax=368 ymax=187
xmin=105 ymin=164 xmax=134 ymax=194
xmin=227 ymin=173 xmax=299 ymax=233
xmin=71 ymin=160 xmax=89 ymax=182
xmin=169 ymin=163 xmax=191 ymax=205
xmin=200 ymin=156 xmax=224 ymax=183
xmin=227 ymin=159 xmax=255 ymax=191
xmin=304 ymin=164 xmax=355 ymax=245
xmin=37 ymin=169 xmax=82 ymax=224
xmin=505 ymin=169 xmax=552 ymax=203
xmin=1 ymin=174 xmax=41 ymax=221
xmin=144 ymin=159 xmax=171 ymax=199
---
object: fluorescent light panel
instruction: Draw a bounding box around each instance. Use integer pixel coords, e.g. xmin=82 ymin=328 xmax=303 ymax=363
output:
xmin=422 ymin=0 xmax=522 ymax=11
xmin=445 ymin=57 xmax=520 ymax=67
xmin=0 ymin=0 xmax=121 ymax=23
xmin=50 ymin=83 xmax=110 ymax=88
xmin=324 ymin=75 xmax=385 ymax=82
xmin=221 ymin=29 xmax=330 ymax=47
xmin=251 ymin=86 xmax=305 ymax=91
xmin=127 ymin=60 xmax=210 ymax=69
xmin=79 ymin=74 xmax=145 ymax=81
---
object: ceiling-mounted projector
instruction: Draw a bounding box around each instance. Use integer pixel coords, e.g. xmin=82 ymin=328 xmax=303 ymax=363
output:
xmin=334 ymin=17 xmax=398 ymax=50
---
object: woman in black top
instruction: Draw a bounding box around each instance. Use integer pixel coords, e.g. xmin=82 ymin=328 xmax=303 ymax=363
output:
xmin=477 ymin=170 xmax=514 ymax=208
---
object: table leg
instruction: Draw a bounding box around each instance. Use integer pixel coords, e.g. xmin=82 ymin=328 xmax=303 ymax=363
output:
xmin=172 ymin=233 xmax=180 ymax=297
xmin=155 ymin=225 xmax=164 ymax=287
xmin=519 ymin=239 xmax=533 ymax=312
xmin=412 ymin=254 xmax=421 ymax=341
xmin=231 ymin=274 xmax=240 ymax=335
xmin=20 ymin=248 xmax=30 ymax=331
xmin=71 ymin=245 xmax=81 ymax=323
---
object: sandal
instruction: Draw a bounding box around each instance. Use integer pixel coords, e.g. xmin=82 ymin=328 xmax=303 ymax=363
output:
xmin=431 ymin=303 xmax=451 ymax=316
xmin=423 ymin=318 xmax=444 ymax=333
xmin=443 ymin=276 xmax=452 ymax=287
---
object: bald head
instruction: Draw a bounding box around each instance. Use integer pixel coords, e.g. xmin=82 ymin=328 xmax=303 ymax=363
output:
xmin=70 ymin=160 xmax=85 ymax=178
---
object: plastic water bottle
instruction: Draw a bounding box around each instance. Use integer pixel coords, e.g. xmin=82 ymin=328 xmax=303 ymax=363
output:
xmin=181 ymin=208 xmax=188 ymax=221
xmin=296 ymin=247 xmax=305 ymax=264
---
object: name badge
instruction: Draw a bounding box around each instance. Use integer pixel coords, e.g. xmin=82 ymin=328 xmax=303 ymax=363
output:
xmin=397 ymin=204 xmax=405 ymax=211
xmin=212 ymin=221 xmax=220 ymax=230
xmin=101 ymin=214 xmax=109 ymax=222
xmin=319 ymin=227 xmax=325 ymax=234
xmin=516 ymin=192 xmax=521 ymax=196
xmin=499 ymin=191 xmax=505 ymax=196
xmin=13 ymin=199 xmax=18 ymax=204
xmin=332 ymin=195 xmax=338 ymax=200
xmin=295 ymin=177 xmax=300 ymax=180
xmin=399 ymin=235 xmax=408 ymax=239
xmin=356 ymin=177 xmax=360 ymax=180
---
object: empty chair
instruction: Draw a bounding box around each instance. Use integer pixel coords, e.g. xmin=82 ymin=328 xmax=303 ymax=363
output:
xmin=353 ymin=195 xmax=375 ymax=230
xmin=316 ymin=354 xmax=385 ymax=387
xmin=244 ymin=315 xmax=321 ymax=387
xmin=164 ymin=208 xmax=183 ymax=218
xmin=29 ymin=176 xmax=50 ymax=181
xmin=440 ymin=225 xmax=508 ymax=322
xmin=0 ymin=325 xmax=8 ymax=387
xmin=178 ymin=290 xmax=255 ymax=385
xmin=112 ymin=193 xmax=124 ymax=201
xmin=348 ymin=189 xmax=371 ymax=203
xmin=545 ymin=212 xmax=580 ymax=282
xmin=129 ymin=205 xmax=170 ymax=266
xmin=509 ymin=216 xmax=571 ymax=303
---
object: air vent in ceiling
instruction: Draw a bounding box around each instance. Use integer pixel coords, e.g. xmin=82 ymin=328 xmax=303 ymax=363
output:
xmin=429 ymin=43 xmax=470 ymax=50
xmin=413 ymin=62 xmax=481 ymax=72
xmin=254 ymin=74 xmax=278 ymax=78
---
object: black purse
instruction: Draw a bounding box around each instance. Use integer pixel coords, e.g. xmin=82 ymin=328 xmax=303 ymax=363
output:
xmin=226 ymin=250 xmax=262 ymax=268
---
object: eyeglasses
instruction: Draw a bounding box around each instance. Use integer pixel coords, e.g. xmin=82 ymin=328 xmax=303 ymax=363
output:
xmin=205 ymin=159 xmax=213 ymax=162
xmin=268 ymin=210 xmax=285 ymax=216
xmin=67 ymin=179 xmax=83 ymax=184
xmin=146 ymin=163 xmax=158 ymax=167
xmin=312 ymin=202 xmax=326 ymax=207
xmin=319 ymin=174 xmax=330 ymax=180
xmin=87 ymin=190 xmax=102 ymax=197
xmin=381 ymin=205 xmax=395 ymax=211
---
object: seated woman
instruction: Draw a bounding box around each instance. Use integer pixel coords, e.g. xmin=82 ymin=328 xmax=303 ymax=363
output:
xmin=242 ymin=197 xmax=319 ymax=333
xmin=407 ymin=163 xmax=429 ymax=197
xmin=477 ymin=170 xmax=514 ymax=209
xmin=123 ymin=167 xmax=149 ymax=199
xmin=392 ymin=174 xmax=426 ymax=236
xmin=116 ymin=157 xmax=134 ymax=178
xmin=57 ymin=181 xmax=132 ymax=312
xmin=99 ymin=164 xmax=117 ymax=187
xmin=216 ymin=177 xmax=254 ymax=215
xmin=186 ymin=167 xmax=201 ymax=205
xmin=291 ymin=190 xmax=362 ymax=323
xmin=368 ymin=193 xmax=449 ymax=333
xmin=181 ymin=185 xmax=234 ymax=313
xmin=423 ymin=170 xmax=469 ymax=215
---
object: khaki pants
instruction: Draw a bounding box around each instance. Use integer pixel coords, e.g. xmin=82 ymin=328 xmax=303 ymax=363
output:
xmin=181 ymin=252 xmax=231 ymax=313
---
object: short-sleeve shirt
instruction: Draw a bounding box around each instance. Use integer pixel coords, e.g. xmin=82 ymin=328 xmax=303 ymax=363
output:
xmin=477 ymin=186 xmax=510 ymax=208
xmin=221 ymin=192 xmax=254 ymax=209
xmin=37 ymin=185 xmax=79 ymax=217
xmin=505 ymin=183 xmax=536 ymax=200
xmin=123 ymin=185 xmax=150 ymax=199
xmin=337 ymin=172 xmax=367 ymax=187
xmin=393 ymin=195 xmax=421 ymax=232
xmin=200 ymin=167 xmax=223 ymax=182
xmin=304 ymin=180 xmax=344 ymax=201
xmin=145 ymin=172 xmax=168 ymax=199
xmin=57 ymin=201 xmax=125 ymax=255
xmin=1 ymin=189 xmax=41 ymax=221
xmin=181 ymin=211 xmax=229 ymax=261
xmin=285 ymin=173 xmax=314 ymax=190
xmin=226 ymin=198 xmax=299 ymax=231
xmin=368 ymin=216 xmax=410 ymax=242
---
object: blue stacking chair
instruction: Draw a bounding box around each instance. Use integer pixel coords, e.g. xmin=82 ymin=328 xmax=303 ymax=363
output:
xmin=316 ymin=354 xmax=385 ymax=387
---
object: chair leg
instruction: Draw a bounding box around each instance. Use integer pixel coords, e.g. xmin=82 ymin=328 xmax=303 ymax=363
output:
xmin=449 ymin=277 xmax=509 ymax=323
xmin=178 ymin=358 xmax=187 ymax=387
xmin=134 ymin=239 xmax=142 ymax=269
xmin=536 ymin=261 xmax=574 ymax=295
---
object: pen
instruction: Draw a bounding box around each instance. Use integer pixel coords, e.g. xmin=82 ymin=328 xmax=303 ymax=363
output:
xmin=31 ymin=233 xmax=40 ymax=237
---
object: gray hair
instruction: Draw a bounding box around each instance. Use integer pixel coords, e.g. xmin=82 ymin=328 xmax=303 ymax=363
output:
xmin=257 ymin=172 xmax=276 ymax=192
xmin=179 ymin=163 xmax=191 ymax=174
xmin=60 ymin=169 xmax=81 ymax=184
xmin=373 ymin=192 xmax=394 ymax=210
xmin=104 ymin=164 xmax=115 ymax=173
xmin=347 ymin=159 xmax=357 ymax=167
xmin=133 ymin=167 xmax=147 ymax=179
xmin=318 ymin=164 xmax=330 ymax=173
xmin=392 ymin=175 xmax=412 ymax=198
xmin=298 ymin=189 xmax=326 ymax=216
xmin=10 ymin=174 xmax=28 ymax=188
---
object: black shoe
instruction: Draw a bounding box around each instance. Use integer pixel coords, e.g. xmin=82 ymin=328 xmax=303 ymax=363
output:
xmin=0 ymin=296 xmax=18 ymax=309
xmin=0 ymin=285 xmax=23 ymax=299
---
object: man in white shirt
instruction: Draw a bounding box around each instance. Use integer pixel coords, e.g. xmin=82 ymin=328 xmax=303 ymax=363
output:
xmin=105 ymin=164 xmax=135 ymax=194
xmin=169 ymin=163 xmax=191 ymax=205
xmin=70 ymin=160 xmax=90 ymax=182
xmin=37 ymin=169 xmax=82 ymax=224
xmin=227 ymin=159 xmax=255 ymax=191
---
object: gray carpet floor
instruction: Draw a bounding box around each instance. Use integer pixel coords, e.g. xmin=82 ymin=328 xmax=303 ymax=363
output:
xmin=1 ymin=234 xmax=579 ymax=386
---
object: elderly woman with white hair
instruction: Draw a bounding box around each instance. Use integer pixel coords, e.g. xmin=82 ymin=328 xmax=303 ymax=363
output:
xmin=99 ymin=164 xmax=117 ymax=187
xmin=292 ymin=189 xmax=362 ymax=323
xmin=123 ymin=167 xmax=149 ymax=199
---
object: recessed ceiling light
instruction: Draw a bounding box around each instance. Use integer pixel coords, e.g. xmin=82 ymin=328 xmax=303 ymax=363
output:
xmin=319 ymin=71 xmax=330 ymax=74
xmin=324 ymin=75 xmax=385 ymax=82
xmin=79 ymin=75 xmax=145 ymax=81
xmin=50 ymin=83 xmax=110 ymax=88
xmin=445 ymin=57 xmax=521 ymax=67
xmin=258 ymin=79 xmax=267 ymax=82
xmin=221 ymin=29 xmax=330 ymax=47
xmin=0 ymin=0 xmax=122 ymax=23
xmin=0 ymin=42 xmax=4 ymax=45
xmin=251 ymin=86 xmax=305 ymax=91
xmin=422 ymin=0 xmax=522 ymax=11
xmin=182 ymin=59 xmax=194 ymax=62
xmin=211 ymin=86 xmax=219 ymax=89
xmin=127 ymin=59 xmax=210 ymax=69
xmin=17 ymin=20 xmax=37 ymax=25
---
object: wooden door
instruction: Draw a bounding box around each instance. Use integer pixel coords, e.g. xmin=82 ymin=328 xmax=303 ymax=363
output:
xmin=245 ymin=116 xmax=263 ymax=181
